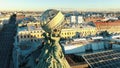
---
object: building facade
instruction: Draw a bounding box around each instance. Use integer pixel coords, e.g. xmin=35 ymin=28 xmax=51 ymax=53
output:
xmin=85 ymin=17 xmax=105 ymax=22
xmin=60 ymin=26 xmax=97 ymax=38
xmin=17 ymin=21 xmax=44 ymax=44
xmin=94 ymin=20 xmax=120 ymax=33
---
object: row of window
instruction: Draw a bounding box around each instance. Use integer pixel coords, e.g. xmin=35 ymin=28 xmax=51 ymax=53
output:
xmin=81 ymin=31 xmax=95 ymax=34
xmin=19 ymin=39 xmax=41 ymax=42
xmin=61 ymin=31 xmax=95 ymax=36
xmin=20 ymin=34 xmax=42 ymax=38
xmin=19 ymin=31 xmax=43 ymax=35
xmin=19 ymin=31 xmax=96 ymax=39
xmin=61 ymin=32 xmax=75 ymax=35
xmin=31 ymin=39 xmax=41 ymax=42
xmin=30 ymin=31 xmax=43 ymax=33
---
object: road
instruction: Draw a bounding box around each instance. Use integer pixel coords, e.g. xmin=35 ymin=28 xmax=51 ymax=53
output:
xmin=0 ymin=23 xmax=17 ymax=68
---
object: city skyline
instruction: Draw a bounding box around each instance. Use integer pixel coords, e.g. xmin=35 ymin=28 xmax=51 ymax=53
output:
xmin=0 ymin=0 xmax=120 ymax=11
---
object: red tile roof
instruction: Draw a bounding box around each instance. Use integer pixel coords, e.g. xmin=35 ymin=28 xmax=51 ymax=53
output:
xmin=94 ymin=20 xmax=120 ymax=26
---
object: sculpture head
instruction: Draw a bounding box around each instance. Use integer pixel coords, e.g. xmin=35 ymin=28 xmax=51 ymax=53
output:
xmin=40 ymin=9 xmax=64 ymax=33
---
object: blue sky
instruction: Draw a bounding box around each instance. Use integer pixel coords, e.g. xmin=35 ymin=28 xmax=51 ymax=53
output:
xmin=0 ymin=0 xmax=120 ymax=11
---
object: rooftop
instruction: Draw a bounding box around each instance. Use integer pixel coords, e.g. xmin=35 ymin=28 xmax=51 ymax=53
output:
xmin=95 ymin=20 xmax=120 ymax=26
xmin=82 ymin=49 xmax=120 ymax=68
xmin=63 ymin=23 xmax=96 ymax=29
xmin=18 ymin=22 xmax=42 ymax=33
xmin=61 ymin=37 xmax=103 ymax=46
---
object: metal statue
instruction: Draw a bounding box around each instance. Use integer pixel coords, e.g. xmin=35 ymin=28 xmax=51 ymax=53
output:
xmin=36 ymin=9 xmax=70 ymax=68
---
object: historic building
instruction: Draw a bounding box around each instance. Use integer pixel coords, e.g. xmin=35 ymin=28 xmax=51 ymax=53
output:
xmin=94 ymin=20 xmax=120 ymax=33
xmin=60 ymin=26 xmax=97 ymax=38
xmin=17 ymin=21 xmax=44 ymax=44
xmin=85 ymin=17 xmax=105 ymax=22
xmin=60 ymin=28 xmax=76 ymax=38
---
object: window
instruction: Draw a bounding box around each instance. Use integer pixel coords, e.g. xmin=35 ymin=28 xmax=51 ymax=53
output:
xmin=67 ymin=33 xmax=69 ymax=35
xmin=27 ymin=35 xmax=29 ymax=38
xmin=65 ymin=33 xmax=66 ymax=35
xmin=35 ymin=24 xmax=38 ymax=28
xmin=24 ymin=35 xmax=26 ymax=38
xmin=21 ymin=36 xmax=23 ymax=38
xmin=34 ymin=39 xmax=37 ymax=42
xmin=31 ymin=35 xmax=33 ymax=38
xmin=31 ymin=39 xmax=33 ymax=42
xmin=37 ymin=35 xmax=39 ymax=37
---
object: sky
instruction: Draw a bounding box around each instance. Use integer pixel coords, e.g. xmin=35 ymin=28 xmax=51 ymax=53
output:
xmin=0 ymin=0 xmax=120 ymax=11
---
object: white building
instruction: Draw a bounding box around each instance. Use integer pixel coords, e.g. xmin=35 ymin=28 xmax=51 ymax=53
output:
xmin=70 ymin=15 xmax=84 ymax=24
xmin=0 ymin=16 xmax=10 ymax=24
xmin=77 ymin=16 xmax=84 ymax=23
xmin=103 ymin=17 xmax=118 ymax=21
xmin=61 ymin=36 xmax=117 ymax=54
xmin=70 ymin=16 xmax=76 ymax=23
xmin=0 ymin=16 xmax=10 ymax=30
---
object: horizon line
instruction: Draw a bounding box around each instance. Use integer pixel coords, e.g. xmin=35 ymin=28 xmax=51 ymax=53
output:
xmin=0 ymin=8 xmax=120 ymax=12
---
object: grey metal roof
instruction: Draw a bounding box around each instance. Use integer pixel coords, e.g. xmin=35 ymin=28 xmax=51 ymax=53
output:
xmin=82 ymin=50 xmax=120 ymax=68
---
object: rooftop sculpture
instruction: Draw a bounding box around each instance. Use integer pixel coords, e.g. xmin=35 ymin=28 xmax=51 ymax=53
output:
xmin=36 ymin=9 xmax=70 ymax=68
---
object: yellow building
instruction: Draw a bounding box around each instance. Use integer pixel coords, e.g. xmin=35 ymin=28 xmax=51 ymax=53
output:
xmin=60 ymin=26 xmax=97 ymax=38
xmin=18 ymin=30 xmax=44 ymax=43
xmin=18 ymin=21 xmax=40 ymax=28
xmin=17 ymin=21 xmax=44 ymax=43
xmin=60 ymin=29 xmax=76 ymax=38
xmin=76 ymin=27 xmax=97 ymax=37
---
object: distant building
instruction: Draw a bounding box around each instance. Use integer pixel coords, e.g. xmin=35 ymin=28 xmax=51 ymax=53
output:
xmin=70 ymin=16 xmax=76 ymax=23
xmin=77 ymin=16 xmax=84 ymax=23
xmin=0 ymin=16 xmax=10 ymax=24
xmin=17 ymin=21 xmax=44 ymax=44
xmin=61 ymin=25 xmax=97 ymax=38
xmin=85 ymin=17 xmax=105 ymax=22
xmin=65 ymin=17 xmax=71 ymax=24
xmin=60 ymin=28 xmax=76 ymax=38
xmin=102 ymin=17 xmax=118 ymax=21
xmin=94 ymin=20 xmax=120 ymax=33
xmin=16 ymin=15 xmax=25 ymax=20
xmin=70 ymin=15 xmax=84 ymax=24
